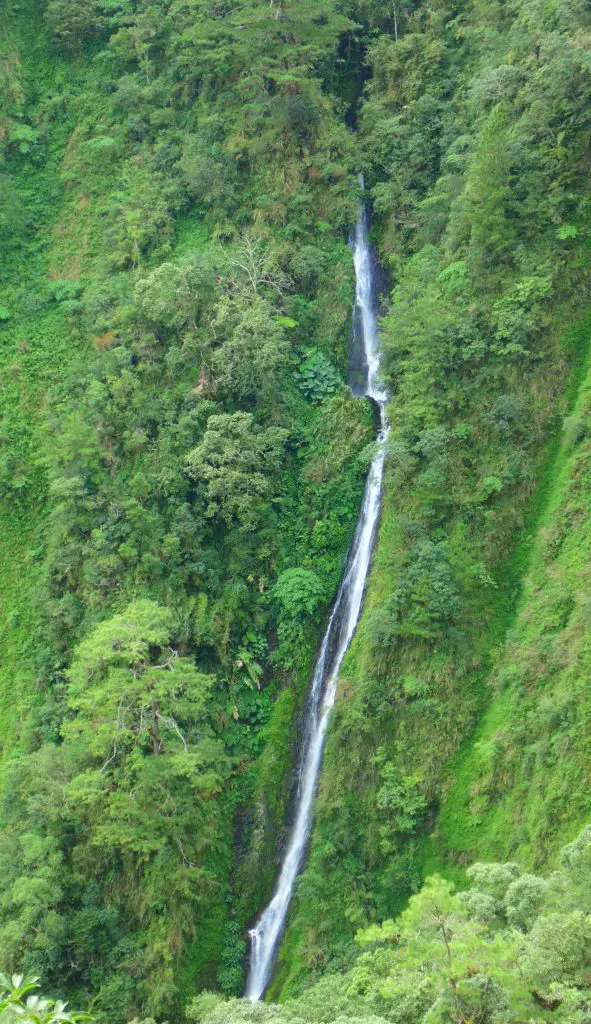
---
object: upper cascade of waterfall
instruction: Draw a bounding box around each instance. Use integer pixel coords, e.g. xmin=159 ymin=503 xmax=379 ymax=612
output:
xmin=352 ymin=217 xmax=387 ymax=405
xmin=244 ymin=189 xmax=388 ymax=1003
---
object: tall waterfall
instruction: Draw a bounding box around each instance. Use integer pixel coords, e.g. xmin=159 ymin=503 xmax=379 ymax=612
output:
xmin=245 ymin=193 xmax=388 ymax=1003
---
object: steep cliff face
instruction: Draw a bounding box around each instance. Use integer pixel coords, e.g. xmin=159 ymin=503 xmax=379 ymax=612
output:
xmin=0 ymin=0 xmax=590 ymax=1015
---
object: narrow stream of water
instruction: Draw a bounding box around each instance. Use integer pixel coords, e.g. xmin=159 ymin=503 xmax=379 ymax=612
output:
xmin=245 ymin=192 xmax=388 ymax=1002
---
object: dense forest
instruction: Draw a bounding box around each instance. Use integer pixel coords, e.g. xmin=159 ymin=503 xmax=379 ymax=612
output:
xmin=0 ymin=0 xmax=590 ymax=1018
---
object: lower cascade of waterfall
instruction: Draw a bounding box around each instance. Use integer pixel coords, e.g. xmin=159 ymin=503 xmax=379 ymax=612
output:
xmin=245 ymin=193 xmax=388 ymax=1003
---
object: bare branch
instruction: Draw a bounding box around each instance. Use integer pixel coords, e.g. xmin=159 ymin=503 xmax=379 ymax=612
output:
xmin=156 ymin=711 xmax=189 ymax=752
xmin=100 ymin=745 xmax=119 ymax=774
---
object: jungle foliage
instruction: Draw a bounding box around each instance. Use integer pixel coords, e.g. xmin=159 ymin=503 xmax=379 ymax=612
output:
xmin=11 ymin=825 xmax=591 ymax=1024
xmin=0 ymin=0 xmax=590 ymax=1013
xmin=0 ymin=0 xmax=372 ymax=1014
xmin=275 ymin=0 xmax=591 ymax=993
xmin=193 ymin=826 xmax=591 ymax=1024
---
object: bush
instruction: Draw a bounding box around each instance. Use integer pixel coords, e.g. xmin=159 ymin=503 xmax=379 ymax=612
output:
xmin=273 ymin=568 xmax=325 ymax=620
xmin=296 ymin=349 xmax=343 ymax=403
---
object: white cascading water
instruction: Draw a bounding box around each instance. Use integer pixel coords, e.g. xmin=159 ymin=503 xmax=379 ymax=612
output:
xmin=245 ymin=189 xmax=388 ymax=1002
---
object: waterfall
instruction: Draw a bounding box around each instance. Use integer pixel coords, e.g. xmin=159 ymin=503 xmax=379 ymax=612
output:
xmin=245 ymin=190 xmax=388 ymax=1003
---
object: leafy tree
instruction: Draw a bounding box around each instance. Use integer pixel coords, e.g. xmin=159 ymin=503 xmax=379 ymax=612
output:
xmin=0 ymin=49 xmax=24 ymax=158
xmin=0 ymin=973 xmax=88 ymax=1024
xmin=273 ymin=568 xmax=325 ymax=620
xmin=134 ymin=260 xmax=202 ymax=332
xmin=44 ymin=0 xmax=104 ymax=54
xmin=105 ymin=160 xmax=176 ymax=268
xmin=208 ymin=296 xmax=288 ymax=404
xmin=180 ymin=136 xmax=239 ymax=221
xmin=372 ymin=748 xmax=427 ymax=837
xmin=185 ymin=413 xmax=288 ymax=531
xmin=464 ymin=104 xmax=517 ymax=276
xmin=65 ymin=599 xmax=214 ymax=761
xmin=296 ymin=349 xmax=343 ymax=403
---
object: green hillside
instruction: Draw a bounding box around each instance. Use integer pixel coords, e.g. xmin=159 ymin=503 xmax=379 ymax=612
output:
xmin=271 ymin=0 xmax=591 ymax=993
xmin=0 ymin=0 xmax=590 ymax=1018
xmin=427 ymin=341 xmax=591 ymax=869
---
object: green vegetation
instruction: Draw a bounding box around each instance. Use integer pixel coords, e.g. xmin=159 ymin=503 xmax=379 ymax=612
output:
xmin=192 ymin=826 xmax=591 ymax=1024
xmin=0 ymin=972 xmax=88 ymax=1024
xmin=1 ymin=0 xmax=590 ymax=1014
xmin=275 ymin=0 xmax=591 ymax=993
xmin=0 ymin=0 xmax=373 ymax=1014
xmin=427 ymin=343 xmax=591 ymax=869
xmin=14 ymin=825 xmax=591 ymax=1024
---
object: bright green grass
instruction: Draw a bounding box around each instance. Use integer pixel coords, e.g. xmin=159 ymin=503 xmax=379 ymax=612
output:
xmin=420 ymin=310 xmax=591 ymax=879
xmin=0 ymin=511 xmax=40 ymax=738
xmin=0 ymin=2 xmax=93 ymax=748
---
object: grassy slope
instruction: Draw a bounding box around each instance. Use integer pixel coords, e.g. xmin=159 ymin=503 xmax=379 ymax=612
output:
xmin=423 ymin=315 xmax=591 ymax=874
xmin=0 ymin=3 xmax=88 ymax=744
